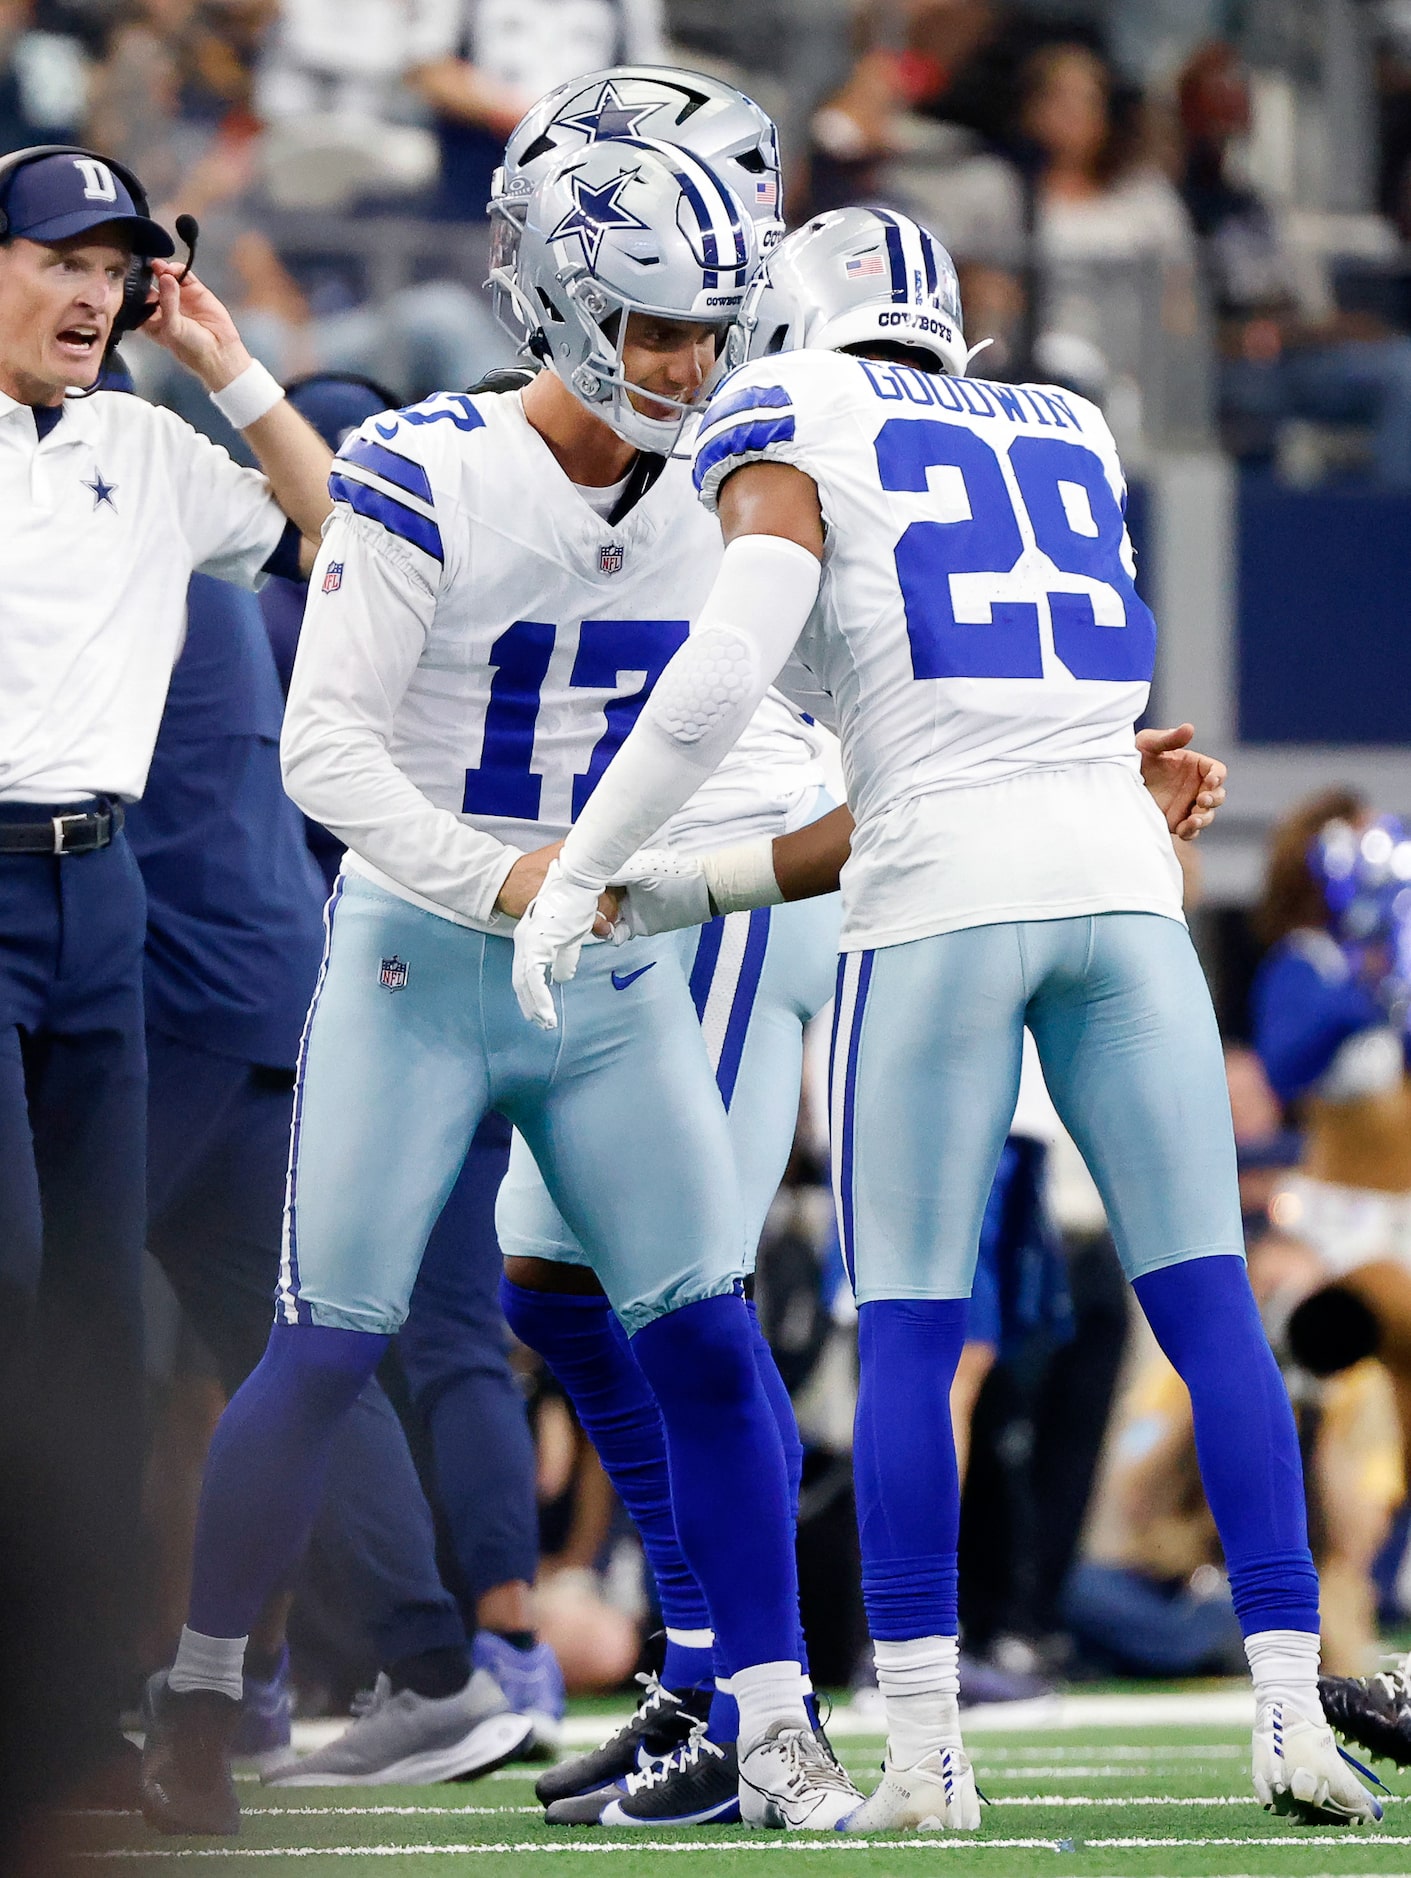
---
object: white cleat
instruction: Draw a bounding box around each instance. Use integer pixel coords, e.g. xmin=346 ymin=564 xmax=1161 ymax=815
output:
xmin=738 ymin=1724 xmax=865 ymax=1830
xmin=845 ymin=1746 xmax=981 ymax=1833
xmin=1253 ymin=1700 xmax=1384 ymax=1826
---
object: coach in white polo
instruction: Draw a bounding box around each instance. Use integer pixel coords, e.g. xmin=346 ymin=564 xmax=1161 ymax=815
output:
xmin=0 ymin=144 xmax=333 ymax=1802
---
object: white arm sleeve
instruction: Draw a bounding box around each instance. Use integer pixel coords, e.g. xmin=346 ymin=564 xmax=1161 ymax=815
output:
xmin=558 ymin=533 xmax=821 ymax=890
xmin=283 ymin=511 xmax=519 ymax=924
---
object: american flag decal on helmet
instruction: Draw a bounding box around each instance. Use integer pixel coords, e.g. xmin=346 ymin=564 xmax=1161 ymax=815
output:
xmin=379 ymin=955 xmax=409 ymax=991
xmin=598 ymin=542 xmax=625 ymax=575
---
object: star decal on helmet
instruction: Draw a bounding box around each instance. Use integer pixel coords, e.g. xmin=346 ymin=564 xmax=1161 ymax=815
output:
xmin=548 ymin=168 xmax=650 ymax=269
xmin=556 ymin=80 xmax=665 ymax=143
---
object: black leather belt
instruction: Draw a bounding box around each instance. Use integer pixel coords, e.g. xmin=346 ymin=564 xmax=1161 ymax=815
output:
xmin=0 ymin=801 xmax=125 ymax=855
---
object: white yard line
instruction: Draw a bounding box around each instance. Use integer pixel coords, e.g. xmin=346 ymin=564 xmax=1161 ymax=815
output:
xmin=79 ymin=1839 xmax=1074 ymax=1857
xmin=281 ymin=1686 xmax=1257 ymax=1759
xmin=80 ymin=1832 xmax=1411 ymax=1859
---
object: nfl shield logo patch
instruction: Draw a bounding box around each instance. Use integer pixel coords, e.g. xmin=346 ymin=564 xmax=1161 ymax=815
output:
xmin=323 ymin=560 xmax=344 ymax=594
xmin=598 ymin=542 xmax=625 ymax=576
xmin=379 ymin=955 xmax=409 ymax=991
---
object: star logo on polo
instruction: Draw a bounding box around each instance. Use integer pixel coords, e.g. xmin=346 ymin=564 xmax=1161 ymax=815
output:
xmin=556 ymin=81 xmax=665 ymax=144
xmin=83 ymin=468 xmax=118 ymax=510
xmin=548 ymin=169 xmax=650 ymax=270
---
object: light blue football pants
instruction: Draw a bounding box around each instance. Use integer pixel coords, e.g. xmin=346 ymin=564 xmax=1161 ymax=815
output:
xmin=496 ymin=887 xmax=843 ymax=1274
xmin=277 ymin=873 xmax=744 ymax=1337
xmin=831 ymin=912 xmax=1245 ymax=1303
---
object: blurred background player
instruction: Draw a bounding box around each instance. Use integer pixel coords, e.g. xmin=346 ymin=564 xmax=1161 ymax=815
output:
xmin=514 ymin=203 xmax=1380 ymax=1829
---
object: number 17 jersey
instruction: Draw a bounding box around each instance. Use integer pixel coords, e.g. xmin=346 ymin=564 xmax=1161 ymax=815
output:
xmin=692 ymin=350 xmax=1184 ymax=952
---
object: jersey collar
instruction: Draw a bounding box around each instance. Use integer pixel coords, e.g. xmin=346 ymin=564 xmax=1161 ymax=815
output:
xmin=0 ymin=387 xmax=97 ymax=447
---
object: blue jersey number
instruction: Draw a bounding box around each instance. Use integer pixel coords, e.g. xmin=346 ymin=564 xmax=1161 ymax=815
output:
xmin=873 ymin=419 xmax=1155 ymax=683
xmin=462 ymin=616 xmax=688 ymax=820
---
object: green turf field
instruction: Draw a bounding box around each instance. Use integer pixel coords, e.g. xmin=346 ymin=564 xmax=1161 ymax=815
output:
xmin=78 ymin=1712 xmax=1411 ymax=1878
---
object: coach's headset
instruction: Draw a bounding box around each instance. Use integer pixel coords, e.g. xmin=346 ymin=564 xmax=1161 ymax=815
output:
xmin=0 ymin=145 xmax=200 ymax=357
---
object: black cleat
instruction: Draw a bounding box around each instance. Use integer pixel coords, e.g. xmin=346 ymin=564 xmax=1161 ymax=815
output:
xmin=1321 ymin=1664 xmax=1411 ymax=1767
xmin=600 ymin=1732 xmax=740 ymax=1827
xmin=544 ymin=1731 xmax=741 ymax=1828
xmin=139 ymin=1670 xmax=242 ymax=1835
xmin=534 ymin=1675 xmax=712 ymax=1806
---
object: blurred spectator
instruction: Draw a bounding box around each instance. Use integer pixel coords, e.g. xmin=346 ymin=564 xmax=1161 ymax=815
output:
xmin=404 ymin=0 xmax=668 ymax=226
xmin=1180 ymin=40 xmax=1411 ymax=488
xmin=85 ymin=0 xmax=269 ymax=204
xmin=805 ymin=0 xmax=997 ymax=214
xmin=0 ymin=0 xmax=90 ymax=153
xmin=123 ymin=131 xmax=513 ymax=424
xmin=897 ymin=36 xmax=1197 ymax=411
xmin=1062 ymin=1340 xmax=1246 ymax=1679
xmin=1247 ymin=787 xmax=1411 ymax=1668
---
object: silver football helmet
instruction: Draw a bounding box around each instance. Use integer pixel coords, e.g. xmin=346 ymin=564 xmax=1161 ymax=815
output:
xmin=740 ymin=206 xmax=968 ymax=379
xmin=512 ymin=136 xmax=756 ymax=452
xmin=489 ymin=65 xmax=782 ymax=346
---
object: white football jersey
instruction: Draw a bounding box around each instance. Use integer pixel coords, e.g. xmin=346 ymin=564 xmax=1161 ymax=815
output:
xmin=692 ymin=350 xmax=1183 ymax=950
xmin=285 ymin=388 xmax=823 ymax=931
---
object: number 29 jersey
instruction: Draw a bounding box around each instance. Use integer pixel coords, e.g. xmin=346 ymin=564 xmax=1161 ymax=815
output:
xmin=692 ymin=350 xmax=1184 ymax=952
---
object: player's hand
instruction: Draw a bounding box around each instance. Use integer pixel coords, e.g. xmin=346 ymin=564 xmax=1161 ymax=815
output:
xmin=1136 ymin=723 xmax=1227 ymax=841
xmin=610 ymin=849 xmax=712 ymax=938
xmin=142 ymin=260 xmax=251 ymax=392
xmin=513 ymin=859 xmax=608 ymax=1029
xmin=496 ymin=843 xmax=619 ymax=930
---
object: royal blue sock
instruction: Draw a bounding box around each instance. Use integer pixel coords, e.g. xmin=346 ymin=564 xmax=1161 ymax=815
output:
xmin=188 ymin=1323 xmax=387 ymax=1638
xmin=854 ymin=1299 xmax=967 ymax=1641
xmin=499 ymin=1279 xmax=714 ymax=1676
xmin=1134 ymin=1256 xmax=1319 ymax=1635
xmin=631 ymin=1292 xmax=798 ymax=1677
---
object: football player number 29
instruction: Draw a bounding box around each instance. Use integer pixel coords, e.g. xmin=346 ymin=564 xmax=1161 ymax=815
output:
xmin=872 ymin=420 xmax=1156 ymax=683
xmin=462 ymin=617 xmax=688 ymax=820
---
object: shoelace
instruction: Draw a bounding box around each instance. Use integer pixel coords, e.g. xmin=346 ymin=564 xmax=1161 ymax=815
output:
xmin=349 ymin=1677 xmax=391 ymax=1721
xmin=769 ymin=1729 xmax=860 ymax=1798
xmin=624 ymin=1726 xmax=724 ymax=1795
xmin=599 ymin=1673 xmax=677 ymax=1751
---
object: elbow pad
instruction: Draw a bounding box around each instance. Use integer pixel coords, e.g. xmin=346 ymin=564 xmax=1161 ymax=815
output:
xmin=646 ymin=627 xmax=760 ymax=748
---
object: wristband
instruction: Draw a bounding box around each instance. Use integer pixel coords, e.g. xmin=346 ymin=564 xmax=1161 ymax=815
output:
xmin=701 ymin=837 xmax=783 ymax=916
xmin=210 ymin=360 xmax=285 ymax=430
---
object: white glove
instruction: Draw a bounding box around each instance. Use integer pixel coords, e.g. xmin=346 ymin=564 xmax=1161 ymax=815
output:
xmin=610 ymin=849 xmax=712 ymax=939
xmin=512 ymin=859 xmax=605 ymax=1029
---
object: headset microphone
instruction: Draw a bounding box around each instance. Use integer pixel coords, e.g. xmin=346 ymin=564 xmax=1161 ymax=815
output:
xmin=174 ymin=213 xmax=199 ymax=281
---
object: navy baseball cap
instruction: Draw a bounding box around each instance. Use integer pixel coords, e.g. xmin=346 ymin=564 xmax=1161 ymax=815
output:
xmin=3 ymin=152 xmax=174 ymax=256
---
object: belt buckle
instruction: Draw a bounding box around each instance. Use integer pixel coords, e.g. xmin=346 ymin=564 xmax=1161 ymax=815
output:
xmin=51 ymin=811 xmax=91 ymax=855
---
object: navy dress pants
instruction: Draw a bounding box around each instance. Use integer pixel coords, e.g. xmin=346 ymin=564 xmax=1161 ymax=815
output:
xmin=0 ymin=826 xmax=148 ymax=1769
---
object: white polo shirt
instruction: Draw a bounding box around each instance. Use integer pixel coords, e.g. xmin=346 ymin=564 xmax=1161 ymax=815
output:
xmin=0 ymin=387 xmax=288 ymax=804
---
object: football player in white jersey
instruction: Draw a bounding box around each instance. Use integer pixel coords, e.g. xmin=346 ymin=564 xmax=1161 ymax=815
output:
xmin=139 ymin=142 xmax=864 ymax=1837
xmin=514 ymin=207 xmax=1384 ymax=1831
xmin=470 ymin=68 xmax=846 ymax=1830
